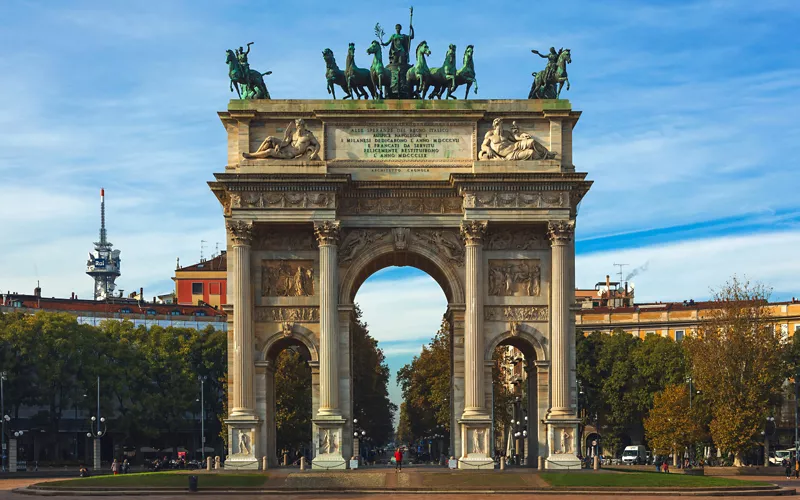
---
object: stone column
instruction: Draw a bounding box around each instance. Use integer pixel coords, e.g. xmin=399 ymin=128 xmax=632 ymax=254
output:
xmin=314 ymin=220 xmax=341 ymax=417
xmin=460 ymin=220 xmax=488 ymax=419
xmin=547 ymin=221 xmax=574 ymax=417
xmin=227 ymin=220 xmax=255 ymax=417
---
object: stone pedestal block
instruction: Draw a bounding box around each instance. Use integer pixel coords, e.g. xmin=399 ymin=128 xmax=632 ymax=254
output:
xmin=312 ymin=418 xmax=347 ymax=470
xmin=225 ymin=418 xmax=262 ymax=470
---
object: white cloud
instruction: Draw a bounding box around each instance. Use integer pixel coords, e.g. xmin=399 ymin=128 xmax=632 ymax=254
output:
xmin=355 ymin=273 xmax=447 ymax=344
xmin=576 ymin=230 xmax=800 ymax=302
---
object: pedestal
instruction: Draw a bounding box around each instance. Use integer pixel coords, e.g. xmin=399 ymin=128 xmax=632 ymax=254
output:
xmin=93 ymin=438 xmax=101 ymax=471
xmin=545 ymin=419 xmax=581 ymax=469
xmin=312 ymin=418 xmax=347 ymax=470
xmin=457 ymin=419 xmax=494 ymax=470
xmin=224 ymin=418 xmax=262 ymax=470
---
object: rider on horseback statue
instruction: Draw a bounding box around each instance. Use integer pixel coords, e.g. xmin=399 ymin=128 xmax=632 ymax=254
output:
xmin=236 ymin=42 xmax=254 ymax=87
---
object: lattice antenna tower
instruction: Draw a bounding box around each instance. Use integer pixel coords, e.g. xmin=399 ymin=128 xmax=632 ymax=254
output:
xmin=86 ymin=188 xmax=121 ymax=300
xmin=200 ymin=240 xmax=207 ymax=262
xmin=613 ymin=263 xmax=628 ymax=284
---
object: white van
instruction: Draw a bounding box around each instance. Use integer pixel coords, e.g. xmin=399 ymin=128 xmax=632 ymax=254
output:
xmin=771 ymin=449 xmax=795 ymax=465
xmin=621 ymin=445 xmax=648 ymax=465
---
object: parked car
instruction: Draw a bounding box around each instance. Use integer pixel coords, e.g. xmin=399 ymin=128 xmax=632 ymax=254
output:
xmin=621 ymin=445 xmax=648 ymax=465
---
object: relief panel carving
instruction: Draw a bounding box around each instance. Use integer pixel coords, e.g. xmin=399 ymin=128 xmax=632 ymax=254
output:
xmin=484 ymin=306 xmax=548 ymax=322
xmin=261 ymin=260 xmax=315 ymax=297
xmin=255 ymin=227 xmax=316 ymax=251
xmin=484 ymin=228 xmax=548 ymax=250
xmin=255 ymin=307 xmax=319 ymax=322
xmin=338 ymin=229 xmax=390 ymax=264
xmin=488 ymin=259 xmax=541 ymax=297
xmin=410 ymin=229 xmax=465 ymax=266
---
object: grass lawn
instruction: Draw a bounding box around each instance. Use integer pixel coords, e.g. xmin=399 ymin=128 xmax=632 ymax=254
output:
xmin=421 ymin=473 xmax=530 ymax=488
xmin=45 ymin=472 xmax=269 ymax=489
xmin=541 ymin=471 xmax=769 ymax=488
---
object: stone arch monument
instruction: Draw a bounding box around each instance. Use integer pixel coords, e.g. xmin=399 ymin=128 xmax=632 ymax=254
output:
xmin=209 ymin=99 xmax=592 ymax=470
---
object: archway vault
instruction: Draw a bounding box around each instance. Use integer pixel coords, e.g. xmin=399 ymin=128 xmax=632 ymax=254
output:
xmin=486 ymin=324 xmax=548 ymax=363
xmin=339 ymin=240 xmax=465 ymax=306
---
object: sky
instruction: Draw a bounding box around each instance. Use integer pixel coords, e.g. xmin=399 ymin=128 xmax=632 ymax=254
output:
xmin=1 ymin=0 xmax=799 ymax=413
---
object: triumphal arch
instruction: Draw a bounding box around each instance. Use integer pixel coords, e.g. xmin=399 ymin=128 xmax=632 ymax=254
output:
xmin=210 ymin=97 xmax=591 ymax=470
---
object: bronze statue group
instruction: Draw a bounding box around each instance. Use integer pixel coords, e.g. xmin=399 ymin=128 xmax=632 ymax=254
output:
xmin=226 ymin=9 xmax=570 ymax=101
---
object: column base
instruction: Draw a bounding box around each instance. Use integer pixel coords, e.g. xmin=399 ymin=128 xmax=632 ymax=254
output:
xmin=544 ymin=418 xmax=581 ymax=470
xmin=312 ymin=417 xmax=347 ymax=470
xmin=93 ymin=439 xmax=101 ymax=471
xmin=225 ymin=417 xmax=262 ymax=470
xmin=458 ymin=416 xmax=493 ymax=469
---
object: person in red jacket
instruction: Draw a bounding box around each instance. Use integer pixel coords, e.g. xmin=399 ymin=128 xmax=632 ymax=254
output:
xmin=394 ymin=448 xmax=403 ymax=471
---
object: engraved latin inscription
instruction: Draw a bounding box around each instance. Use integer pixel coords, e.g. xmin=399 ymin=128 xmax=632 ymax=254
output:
xmin=326 ymin=122 xmax=473 ymax=161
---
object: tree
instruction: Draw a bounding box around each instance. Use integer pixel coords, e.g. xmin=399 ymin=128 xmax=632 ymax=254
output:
xmin=351 ymin=305 xmax=396 ymax=446
xmin=644 ymin=384 xmax=702 ymax=457
xmin=491 ymin=346 xmax=515 ymax=443
xmin=684 ymin=277 xmax=785 ymax=466
xmin=274 ymin=348 xmax=311 ymax=456
xmin=396 ymin=316 xmax=451 ymax=444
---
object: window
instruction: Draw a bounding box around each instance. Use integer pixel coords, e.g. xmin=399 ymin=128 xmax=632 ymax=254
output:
xmin=119 ymin=307 xmax=131 ymax=314
xmin=646 ymin=330 xmax=655 ymax=336
xmin=146 ymin=309 xmax=157 ymax=316
xmin=192 ymin=283 xmax=204 ymax=295
xmin=11 ymin=300 xmax=22 ymax=307
xmin=781 ymin=324 xmax=789 ymax=342
xmin=795 ymin=324 xmax=800 ymax=335
xmin=675 ymin=330 xmax=685 ymax=342
xmin=209 ymin=282 xmax=221 ymax=295
xmin=195 ymin=310 xmax=207 ymax=317
xmin=170 ymin=310 xmax=181 ymax=316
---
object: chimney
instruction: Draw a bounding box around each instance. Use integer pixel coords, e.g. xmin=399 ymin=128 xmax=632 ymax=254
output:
xmin=606 ymin=275 xmax=610 ymax=294
xmin=34 ymin=281 xmax=41 ymax=298
xmin=140 ymin=287 xmax=144 ymax=301
xmin=625 ymin=281 xmax=629 ymax=296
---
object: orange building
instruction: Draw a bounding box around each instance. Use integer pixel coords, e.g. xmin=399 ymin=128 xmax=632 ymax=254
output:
xmin=173 ymin=251 xmax=227 ymax=307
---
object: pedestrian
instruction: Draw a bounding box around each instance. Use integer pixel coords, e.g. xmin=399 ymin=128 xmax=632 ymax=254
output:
xmin=111 ymin=459 xmax=119 ymax=475
xmin=795 ymin=458 xmax=799 ymax=479
xmin=784 ymin=458 xmax=791 ymax=479
xmin=662 ymin=460 xmax=669 ymax=473
xmin=655 ymin=457 xmax=661 ymax=473
xmin=394 ymin=447 xmax=403 ymax=472
xmin=122 ymin=458 xmax=129 ymax=474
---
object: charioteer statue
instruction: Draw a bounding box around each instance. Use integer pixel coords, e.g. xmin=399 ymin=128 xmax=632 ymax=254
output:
xmin=374 ymin=7 xmax=415 ymax=98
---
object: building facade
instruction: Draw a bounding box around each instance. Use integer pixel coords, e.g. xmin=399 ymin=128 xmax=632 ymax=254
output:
xmin=173 ymin=251 xmax=228 ymax=307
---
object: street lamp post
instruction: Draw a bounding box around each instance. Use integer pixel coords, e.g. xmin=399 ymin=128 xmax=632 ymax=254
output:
xmin=86 ymin=376 xmax=106 ymax=471
xmin=763 ymin=416 xmax=775 ymax=466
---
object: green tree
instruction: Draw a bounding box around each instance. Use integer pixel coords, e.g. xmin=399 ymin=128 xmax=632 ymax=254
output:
xmin=274 ymin=348 xmax=312 ymax=456
xmin=684 ymin=277 xmax=785 ymax=466
xmin=396 ymin=316 xmax=451 ymax=444
xmin=351 ymin=306 xmax=396 ymax=446
xmin=491 ymin=346 xmax=515 ymax=441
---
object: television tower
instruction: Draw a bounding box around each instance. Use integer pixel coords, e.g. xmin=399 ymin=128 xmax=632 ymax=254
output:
xmin=86 ymin=188 xmax=121 ymax=300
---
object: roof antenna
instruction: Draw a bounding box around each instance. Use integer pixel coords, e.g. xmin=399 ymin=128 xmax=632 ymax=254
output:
xmin=613 ymin=263 xmax=628 ymax=284
xmin=200 ymin=240 xmax=207 ymax=263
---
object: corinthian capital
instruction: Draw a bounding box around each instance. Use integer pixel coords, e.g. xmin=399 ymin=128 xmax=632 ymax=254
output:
xmin=226 ymin=220 xmax=254 ymax=246
xmin=460 ymin=220 xmax=488 ymax=246
xmin=314 ymin=220 xmax=341 ymax=246
xmin=547 ymin=221 xmax=575 ymax=244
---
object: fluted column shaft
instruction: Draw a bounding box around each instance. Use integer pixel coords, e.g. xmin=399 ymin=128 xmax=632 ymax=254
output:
xmin=227 ymin=220 xmax=255 ymax=417
xmin=461 ymin=221 xmax=488 ymax=417
xmin=315 ymin=221 xmax=341 ymax=417
xmin=548 ymin=221 xmax=574 ymax=417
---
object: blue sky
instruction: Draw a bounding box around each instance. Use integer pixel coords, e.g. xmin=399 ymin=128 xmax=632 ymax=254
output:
xmin=1 ymin=1 xmax=799 ymax=412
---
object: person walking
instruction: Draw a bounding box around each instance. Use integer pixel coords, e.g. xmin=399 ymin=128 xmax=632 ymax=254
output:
xmin=662 ymin=460 xmax=669 ymax=474
xmin=784 ymin=458 xmax=791 ymax=479
xmin=795 ymin=458 xmax=799 ymax=479
xmin=394 ymin=448 xmax=403 ymax=472
xmin=111 ymin=459 xmax=119 ymax=475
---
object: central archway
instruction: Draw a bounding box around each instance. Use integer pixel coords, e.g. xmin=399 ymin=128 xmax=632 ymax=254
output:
xmin=339 ymin=237 xmax=466 ymax=460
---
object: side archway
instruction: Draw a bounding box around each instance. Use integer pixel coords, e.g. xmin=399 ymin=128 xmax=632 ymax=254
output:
xmin=485 ymin=324 xmax=548 ymax=364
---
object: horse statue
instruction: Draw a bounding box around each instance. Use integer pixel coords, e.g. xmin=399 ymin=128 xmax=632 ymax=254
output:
xmin=366 ymin=40 xmax=391 ymax=99
xmin=322 ymin=48 xmax=368 ymax=100
xmin=426 ymin=44 xmax=457 ymax=99
xmin=226 ymin=49 xmax=271 ymax=99
xmin=345 ymin=42 xmax=377 ymax=99
xmin=529 ymin=48 xmax=571 ymax=99
xmin=406 ymin=40 xmax=432 ymax=99
xmin=452 ymin=44 xmax=478 ymax=100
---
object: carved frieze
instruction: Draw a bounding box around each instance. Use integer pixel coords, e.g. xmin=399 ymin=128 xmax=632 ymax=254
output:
xmin=488 ymin=259 xmax=541 ymax=297
xmin=484 ymin=306 xmax=548 ymax=322
xmin=411 ymin=229 xmax=465 ymax=266
xmin=255 ymin=227 xmax=316 ymax=251
xmin=485 ymin=228 xmax=548 ymax=250
xmin=233 ymin=192 xmax=335 ymax=209
xmin=464 ymin=191 xmax=565 ymax=209
xmin=478 ymin=118 xmax=555 ymax=161
xmin=261 ymin=260 xmax=315 ymax=297
xmin=255 ymin=307 xmax=320 ymax=323
xmin=339 ymin=197 xmax=462 ymax=215
xmin=338 ymin=229 xmax=390 ymax=264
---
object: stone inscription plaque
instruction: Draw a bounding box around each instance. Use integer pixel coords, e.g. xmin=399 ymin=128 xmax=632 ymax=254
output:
xmin=326 ymin=121 xmax=473 ymax=161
